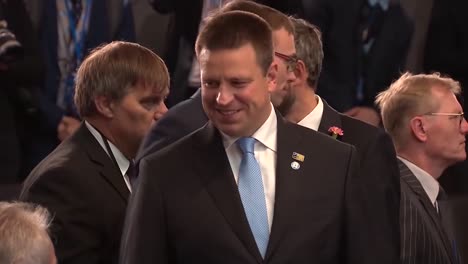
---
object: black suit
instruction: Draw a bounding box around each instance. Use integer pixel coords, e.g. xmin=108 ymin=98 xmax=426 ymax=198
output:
xmin=139 ymin=94 xmax=400 ymax=263
xmin=120 ymin=114 xmax=383 ymax=263
xmin=20 ymin=124 xmax=129 ymax=264
xmin=304 ymin=0 xmax=413 ymax=112
xmin=149 ymin=0 xmax=304 ymax=106
xmin=398 ymin=160 xmax=456 ymax=264
xmin=318 ymin=100 xmax=400 ymax=263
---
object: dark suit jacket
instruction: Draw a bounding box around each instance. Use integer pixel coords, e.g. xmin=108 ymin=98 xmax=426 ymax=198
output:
xmin=318 ymin=100 xmax=400 ymax=263
xmin=149 ymin=0 xmax=304 ymax=106
xmin=138 ymin=94 xmax=400 ymax=263
xmin=399 ymin=160 xmax=456 ymax=264
xmin=120 ymin=114 xmax=385 ymax=263
xmin=304 ymin=0 xmax=413 ymax=112
xmin=20 ymin=123 xmax=130 ymax=264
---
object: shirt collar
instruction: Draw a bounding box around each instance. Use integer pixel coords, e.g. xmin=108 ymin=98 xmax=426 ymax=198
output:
xmin=85 ymin=121 xmax=130 ymax=176
xmin=398 ymin=156 xmax=440 ymax=205
xmin=368 ymin=0 xmax=390 ymax=10
xmin=221 ymin=103 xmax=277 ymax=152
xmin=297 ymin=95 xmax=323 ymax=131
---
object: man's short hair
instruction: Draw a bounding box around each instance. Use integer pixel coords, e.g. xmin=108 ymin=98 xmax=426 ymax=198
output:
xmin=375 ymin=72 xmax=461 ymax=148
xmin=290 ymin=17 xmax=323 ymax=88
xmin=0 ymin=202 xmax=53 ymax=264
xmin=74 ymin=41 xmax=170 ymax=117
xmin=220 ymin=0 xmax=294 ymax=34
xmin=195 ymin=10 xmax=273 ymax=75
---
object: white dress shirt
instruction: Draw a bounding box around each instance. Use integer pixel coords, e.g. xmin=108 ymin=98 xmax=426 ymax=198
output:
xmin=222 ymin=105 xmax=277 ymax=230
xmin=85 ymin=121 xmax=133 ymax=192
xmin=297 ymin=95 xmax=324 ymax=131
xmin=398 ymin=156 xmax=440 ymax=208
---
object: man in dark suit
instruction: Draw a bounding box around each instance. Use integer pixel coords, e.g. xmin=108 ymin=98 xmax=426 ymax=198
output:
xmin=148 ymin=0 xmax=304 ymax=106
xmin=139 ymin=0 xmax=299 ymax=159
xmin=376 ymin=72 xmax=468 ymax=264
xmin=20 ymin=41 xmax=170 ymax=264
xmin=269 ymin=17 xmax=399 ymax=263
xmin=121 ymin=11 xmax=376 ymax=263
xmin=303 ymin=0 xmax=413 ymax=126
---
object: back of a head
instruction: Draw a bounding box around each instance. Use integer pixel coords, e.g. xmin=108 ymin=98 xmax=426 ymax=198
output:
xmin=290 ymin=17 xmax=323 ymax=88
xmin=219 ymin=0 xmax=294 ymax=34
xmin=74 ymin=41 xmax=170 ymax=118
xmin=195 ymin=10 xmax=273 ymax=75
xmin=0 ymin=202 xmax=54 ymax=264
xmin=376 ymin=72 xmax=461 ymax=148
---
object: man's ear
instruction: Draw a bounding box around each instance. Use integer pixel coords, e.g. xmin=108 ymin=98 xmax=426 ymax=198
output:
xmin=94 ymin=96 xmax=114 ymax=118
xmin=294 ymin=60 xmax=307 ymax=85
xmin=267 ymin=61 xmax=278 ymax=93
xmin=409 ymin=116 xmax=428 ymax=142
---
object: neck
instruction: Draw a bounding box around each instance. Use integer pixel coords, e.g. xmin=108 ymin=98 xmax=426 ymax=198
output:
xmin=397 ymin=149 xmax=446 ymax=180
xmin=86 ymin=117 xmax=135 ymax=160
xmin=284 ymin=84 xmax=318 ymax=123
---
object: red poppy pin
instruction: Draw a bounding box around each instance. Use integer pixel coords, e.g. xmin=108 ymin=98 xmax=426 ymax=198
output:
xmin=328 ymin=126 xmax=344 ymax=139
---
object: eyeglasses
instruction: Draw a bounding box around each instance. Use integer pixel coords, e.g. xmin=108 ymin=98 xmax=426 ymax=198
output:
xmin=424 ymin=112 xmax=465 ymax=126
xmin=274 ymin=52 xmax=299 ymax=72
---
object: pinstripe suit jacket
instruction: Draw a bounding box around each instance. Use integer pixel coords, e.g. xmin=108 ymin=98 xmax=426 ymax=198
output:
xmin=399 ymin=159 xmax=456 ymax=264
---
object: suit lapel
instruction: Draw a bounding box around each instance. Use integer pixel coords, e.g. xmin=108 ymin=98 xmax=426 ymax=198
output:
xmin=77 ymin=123 xmax=130 ymax=202
xmin=398 ymin=160 xmax=454 ymax=262
xmin=318 ymin=99 xmax=343 ymax=137
xmin=193 ymin=123 xmax=263 ymax=263
xmin=265 ymin=116 xmax=306 ymax=260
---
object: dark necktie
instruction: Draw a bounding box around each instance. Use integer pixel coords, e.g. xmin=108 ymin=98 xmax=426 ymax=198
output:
xmin=437 ymin=187 xmax=460 ymax=263
xmin=126 ymin=160 xmax=137 ymax=188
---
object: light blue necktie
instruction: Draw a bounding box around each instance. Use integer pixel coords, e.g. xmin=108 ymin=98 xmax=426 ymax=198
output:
xmin=237 ymin=137 xmax=269 ymax=258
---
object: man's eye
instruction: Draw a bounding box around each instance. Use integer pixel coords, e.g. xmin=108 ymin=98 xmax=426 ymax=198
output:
xmin=203 ymin=81 xmax=219 ymax=88
xmin=232 ymin=81 xmax=247 ymax=88
xmin=141 ymin=98 xmax=160 ymax=110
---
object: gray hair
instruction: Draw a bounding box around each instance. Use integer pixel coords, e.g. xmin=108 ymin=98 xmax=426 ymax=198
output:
xmin=0 ymin=202 xmax=54 ymax=264
xmin=290 ymin=17 xmax=323 ymax=88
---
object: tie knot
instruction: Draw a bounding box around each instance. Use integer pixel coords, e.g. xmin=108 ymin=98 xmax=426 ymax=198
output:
xmin=126 ymin=160 xmax=136 ymax=180
xmin=237 ymin=137 xmax=256 ymax=154
xmin=437 ymin=186 xmax=448 ymax=202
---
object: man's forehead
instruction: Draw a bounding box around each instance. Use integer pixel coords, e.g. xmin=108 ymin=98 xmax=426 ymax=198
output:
xmin=272 ymin=28 xmax=295 ymax=53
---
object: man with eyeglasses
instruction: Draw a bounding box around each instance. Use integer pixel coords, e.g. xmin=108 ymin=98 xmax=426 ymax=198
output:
xmin=272 ymin=17 xmax=400 ymax=263
xmin=137 ymin=0 xmax=299 ymax=161
xmin=376 ymin=72 xmax=468 ymax=264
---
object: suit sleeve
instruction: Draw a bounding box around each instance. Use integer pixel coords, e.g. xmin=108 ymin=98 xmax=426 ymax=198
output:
xmin=120 ymin=156 xmax=169 ymax=264
xmin=343 ymin=140 xmax=399 ymax=264
xmin=20 ymin=168 xmax=101 ymax=264
xmin=356 ymin=132 xmax=400 ymax=263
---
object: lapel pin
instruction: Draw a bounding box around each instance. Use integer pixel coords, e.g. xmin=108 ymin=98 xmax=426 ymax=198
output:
xmin=291 ymin=161 xmax=300 ymax=170
xmin=292 ymin=152 xmax=305 ymax=162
